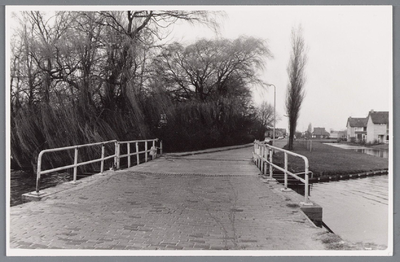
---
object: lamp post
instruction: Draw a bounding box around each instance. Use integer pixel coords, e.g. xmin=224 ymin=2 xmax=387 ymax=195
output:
xmin=266 ymin=84 xmax=276 ymax=146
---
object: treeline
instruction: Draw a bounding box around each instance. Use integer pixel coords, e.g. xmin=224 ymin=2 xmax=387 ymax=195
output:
xmin=10 ymin=10 xmax=272 ymax=172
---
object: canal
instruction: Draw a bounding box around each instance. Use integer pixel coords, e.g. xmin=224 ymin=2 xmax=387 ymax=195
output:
xmin=324 ymin=143 xmax=388 ymax=158
xmin=310 ymin=175 xmax=389 ymax=247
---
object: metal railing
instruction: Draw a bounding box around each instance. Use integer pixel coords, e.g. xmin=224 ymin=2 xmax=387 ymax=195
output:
xmin=35 ymin=138 xmax=162 ymax=194
xmin=115 ymin=139 xmax=162 ymax=169
xmin=253 ymin=140 xmax=313 ymax=204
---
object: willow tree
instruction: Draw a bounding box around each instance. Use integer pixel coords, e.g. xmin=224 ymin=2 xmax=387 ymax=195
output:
xmin=285 ymin=26 xmax=308 ymax=150
xmin=9 ymin=9 xmax=221 ymax=170
xmin=152 ymin=37 xmax=271 ymax=102
xmin=150 ymin=36 xmax=272 ymax=150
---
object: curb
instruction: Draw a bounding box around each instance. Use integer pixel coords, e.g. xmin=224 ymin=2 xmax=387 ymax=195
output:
xmin=164 ymin=143 xmax=254 ymax=157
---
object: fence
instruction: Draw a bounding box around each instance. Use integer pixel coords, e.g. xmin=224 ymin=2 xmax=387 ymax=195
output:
xmin=35 ymin=138 xmax=162 ymax=193
xmin=297 ymin=139 xmax=313 ymax=152
xmin=253 ymin=140 xmax=313 ymax=204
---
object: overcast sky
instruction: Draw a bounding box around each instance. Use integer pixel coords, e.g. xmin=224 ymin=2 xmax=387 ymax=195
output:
xmin=168 ymin=5 xmax=392 ymax=132
xmin=8 ymin=5 xmax=392 ymax=132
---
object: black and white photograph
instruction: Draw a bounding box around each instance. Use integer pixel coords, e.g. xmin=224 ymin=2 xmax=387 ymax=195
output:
xmin=6 ymin=5 xmax=393 ymax=256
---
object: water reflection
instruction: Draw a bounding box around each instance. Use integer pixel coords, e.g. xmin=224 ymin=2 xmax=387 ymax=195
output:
xmin=354 ymin=148 xmax=388 ymax=158
xmin=324 ymin=143 xmax=388 ymax=158
xmin=310 ymin=175 xmax=388 ymax=246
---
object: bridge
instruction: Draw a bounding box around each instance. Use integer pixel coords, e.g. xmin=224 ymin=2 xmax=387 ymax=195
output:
xmin=9 ymin=142 xmax=330 ymax=252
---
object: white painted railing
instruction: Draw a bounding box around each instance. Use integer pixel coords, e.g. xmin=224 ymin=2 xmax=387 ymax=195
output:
xmin=35 ymin=138 xmax=162 ymax=193
xmin=253 ymin=140 xmax=313 ymax=205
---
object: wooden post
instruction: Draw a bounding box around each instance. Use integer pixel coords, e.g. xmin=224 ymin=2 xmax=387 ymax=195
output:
xmin=160 ymin=140 xmax=163 ymax=155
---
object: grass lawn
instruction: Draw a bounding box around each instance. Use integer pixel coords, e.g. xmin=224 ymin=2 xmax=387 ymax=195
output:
xmin=273 ymin=140 xmax=388 ymax=177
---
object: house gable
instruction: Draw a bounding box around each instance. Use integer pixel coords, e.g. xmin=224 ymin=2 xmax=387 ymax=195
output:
xmin=366 ymin=111 xmax=389 ymax=143
xmin=347 ymin=117 xmax=367 ymax=128
xmin=313 ymin=127 xmax=330 ymax=137
xmin=368 ymin=111 xmax=388 ymax=125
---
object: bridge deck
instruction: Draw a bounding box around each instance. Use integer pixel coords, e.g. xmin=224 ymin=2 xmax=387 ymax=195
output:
xmin=9 ymin=146 xmax=328 ymax=252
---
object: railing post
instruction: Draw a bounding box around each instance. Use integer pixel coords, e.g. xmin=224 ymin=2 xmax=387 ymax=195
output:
xmin=114 ymin=141 xmax=120 ymax=170
xmin=269 ymin=149 xmax=273 ymax=179
xmin=100 ymin=143 xmax=105 ymax=173
xmin=145 ymin=141 xmax=148 ymax=162
xmin=73 ymin=147 xmax=78 ymax=182
xmin=284 ymin=152 xmax=288 ymax=189
xmin=136 ymin=142 xmax=139 ymax=165
xmin=160 ymin=140 xmax=163 ymax=155
xmin=117 ymin=142 xmax=121 ymax=169
xmin=152 ymin=140 xmax=156 ymax=160
xmin=304 ymin=160 xmax=310 ymax=203
xmin=36 ymin=153 xmax=42 ymax=193
xmin=127 ymin=142 xmax=131 ymax=168
xmin=261 ymin=146 xmax=265 ymax=174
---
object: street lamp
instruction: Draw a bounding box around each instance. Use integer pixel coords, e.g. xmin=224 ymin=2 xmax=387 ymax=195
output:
xmin=266 ymin=84 xmax=276 ymax=146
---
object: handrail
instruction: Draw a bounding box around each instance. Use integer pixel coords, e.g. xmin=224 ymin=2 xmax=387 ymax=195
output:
xmin=253 ymin=140 xmax=312 ymax=204
xmin=35 ymin=138 xmax=162 ymax=194
xmin=116 ymin=139 xmax=160 ymax=169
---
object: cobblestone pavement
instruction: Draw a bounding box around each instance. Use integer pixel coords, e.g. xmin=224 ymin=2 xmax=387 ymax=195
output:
xmin=9 ymin=146 xmax=327 ymax=251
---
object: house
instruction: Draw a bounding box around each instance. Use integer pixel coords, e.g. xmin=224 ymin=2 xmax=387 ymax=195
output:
xmin=366 ymin=110 xmax=389 ymax=143
xmin=312 ymin=127 xmax=330 ymax=139
xmin=330 ymin=130 xmax=347 ymax=140
xmin=264 ymin=127 xmax=287 ymax=139
xmin=346 ymin=117 xmax=367 ymax=142
xmin=275 ymin=128 xmax=287 ymax=138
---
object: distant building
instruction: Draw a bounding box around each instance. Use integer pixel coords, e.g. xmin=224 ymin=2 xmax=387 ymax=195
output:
xmin=366 ymin=110 xmax=389 ymax=143
xmin=312 ymin=127 xmax=330 ymax=139
xmin=330 ymin=130 xmax=347 ymax=140
xmin=346 ymin=117 xmax=367 ymax=142
xmin=264 ymin=127 xmax=287 ymax=138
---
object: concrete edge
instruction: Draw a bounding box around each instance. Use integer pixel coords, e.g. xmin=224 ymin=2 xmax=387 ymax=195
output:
xmin=259 ymin=175 xmax=324 ymax=229
xmin=312 ymin=169 xmax=388 ymax=183
xmin=164 ymin=143 xmax=253 ymax=157
xmin=21 ymin=170 xmax=116 ymax=203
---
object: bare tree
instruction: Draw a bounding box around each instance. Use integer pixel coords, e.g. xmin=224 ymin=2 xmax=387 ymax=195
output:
xmin=306 ymin=122 xmax=312 ymax=138
xmin=152 ymin=36 xmax=271 ymax=102
xmin=256 ymin=101 xmax=279 ymax=128
xmin=285 ymin=25 xmax=307 ymax=150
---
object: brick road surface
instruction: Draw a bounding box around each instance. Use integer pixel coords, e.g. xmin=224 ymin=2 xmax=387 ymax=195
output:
xmin=10 ymin=146 xmax=328 ymax=250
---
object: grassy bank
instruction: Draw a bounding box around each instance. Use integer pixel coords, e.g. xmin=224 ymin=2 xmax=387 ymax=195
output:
xmin=273 ymin=141 xmax=388 ymax=178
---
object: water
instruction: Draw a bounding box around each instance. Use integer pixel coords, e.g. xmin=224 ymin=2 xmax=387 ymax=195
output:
xmin=10 ymin=170 xmax=73 ymax=207
xmin=10 ymin=157 xmax=144 ymax=207
xmin=324 ymin=143 xmax=388 ymax=158
xmin=310 ymin=175 xmax=389 ymax=246
xmin=354 ymin=148 xmax=388 ymax=158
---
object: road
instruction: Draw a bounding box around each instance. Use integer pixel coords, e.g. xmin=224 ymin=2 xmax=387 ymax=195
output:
xmin=9 ymin=146 xmax=330 ymax=252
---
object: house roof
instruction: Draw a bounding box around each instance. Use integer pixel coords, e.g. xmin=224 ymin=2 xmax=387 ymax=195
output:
xmin=313 ymin=127 xmax=330 ymax=136
xmin=368 ymin=111 xmax=389 ymax=125
xmin=347 ymin=117 xmax=367 ymax=127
